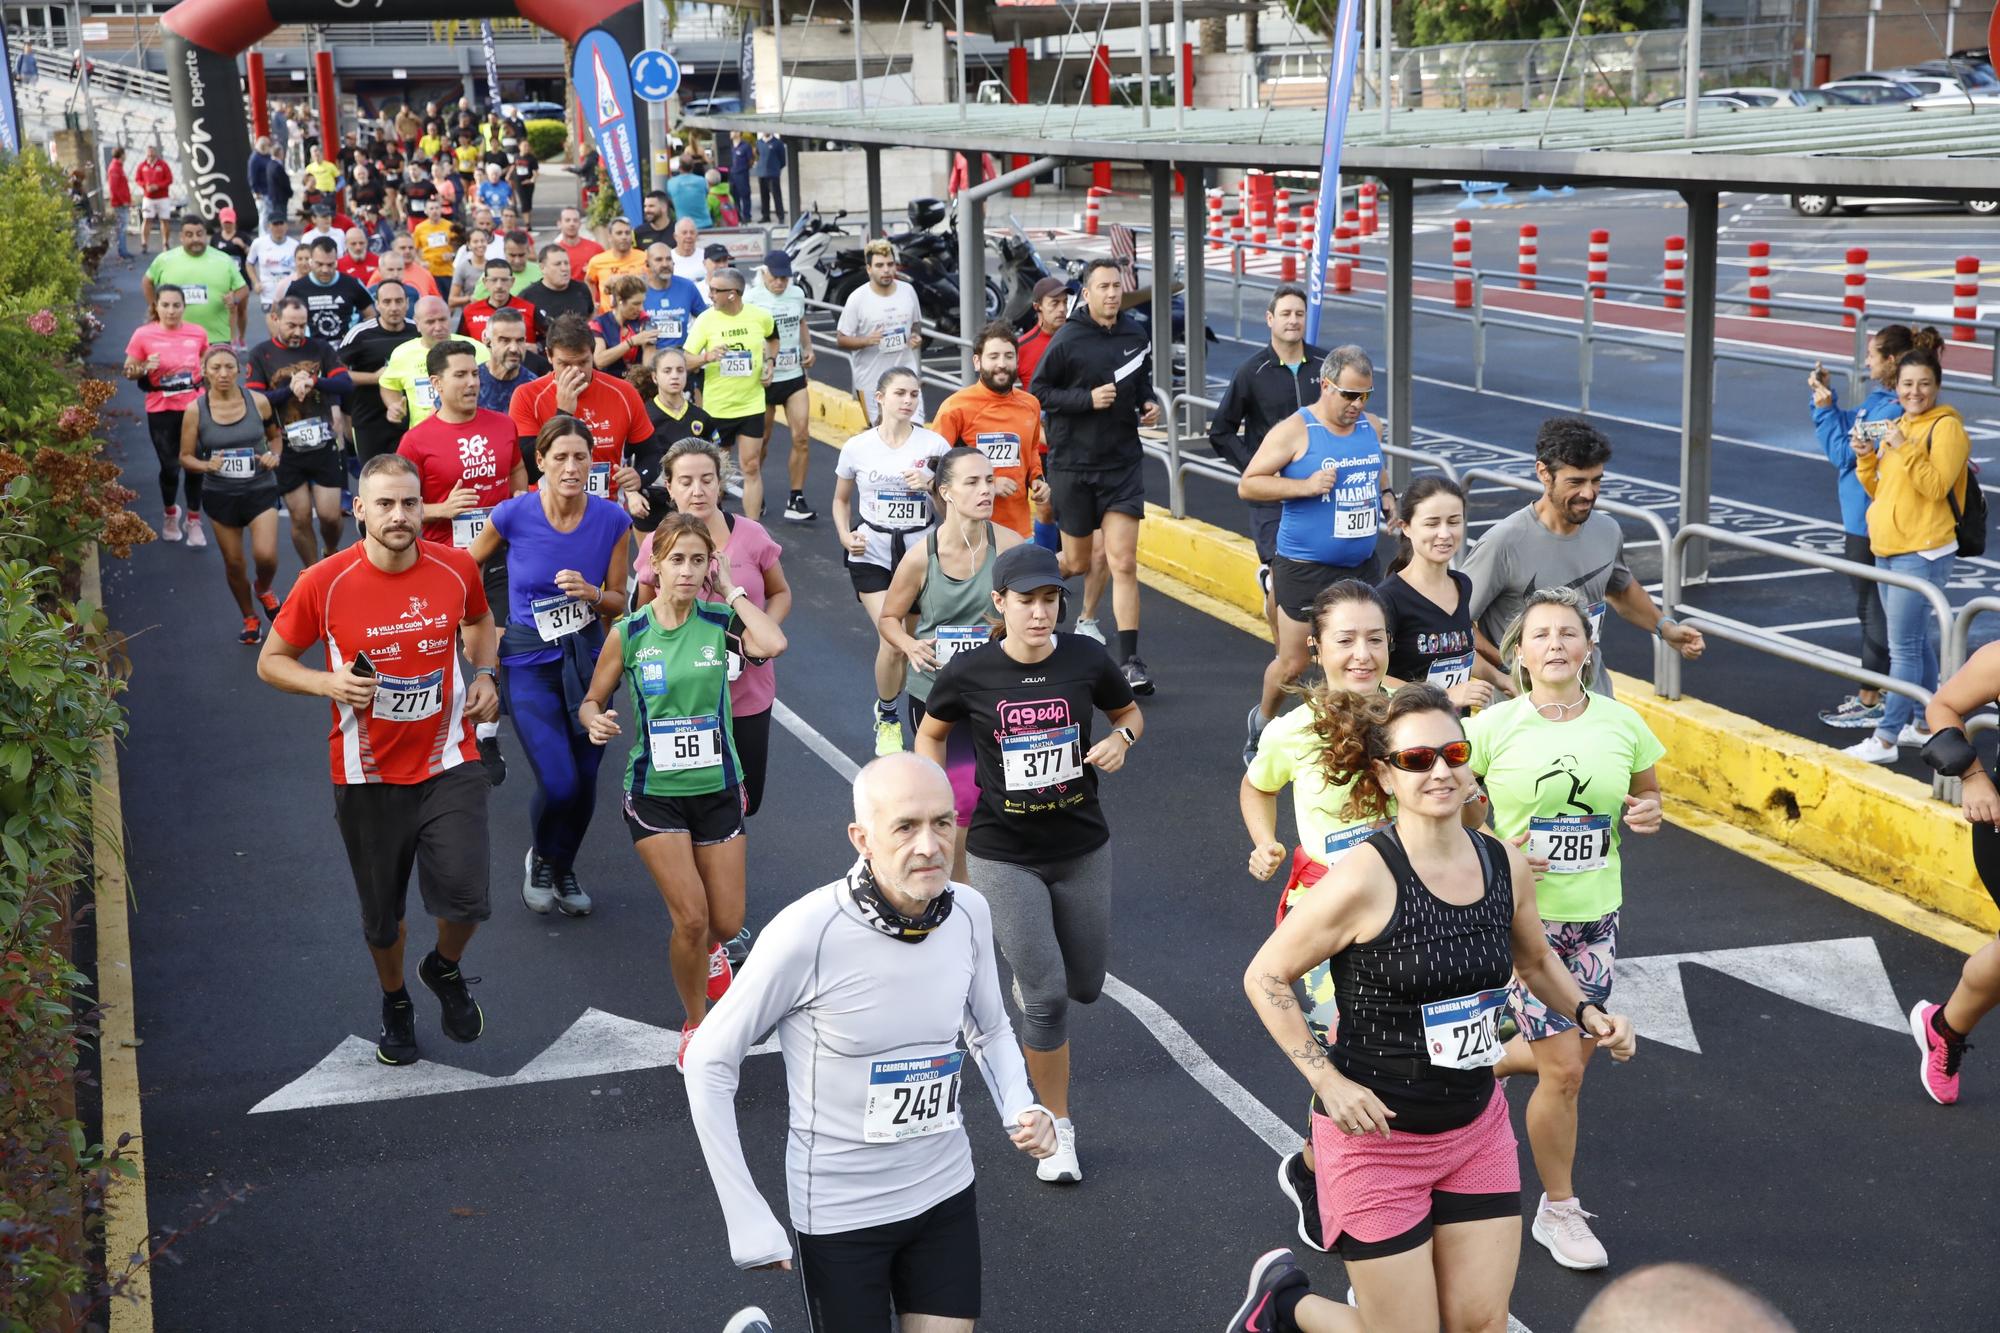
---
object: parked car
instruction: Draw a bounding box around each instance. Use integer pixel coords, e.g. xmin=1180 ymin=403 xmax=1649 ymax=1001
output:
xmin=1910 ymin=92 xmax=2000 ymax=111
xmin=1655 ymin=95 xmax=1755 ymax=110
xmin=1818 ymin=79 xmax=1925 ymax=104
xmin=1790 ymin=193 xmax=1999 ymax=217
xmin=1902 ymin=58 xmax=1999 ymax=89
xmin=503 ymin=100 xmax=566 ymax=123
xmin=1836 ymin=69 xmax=1970 ymax=98
xmin=1794 ymin=88 xmax=1866 ymax=107
xmin=682 ymin=97 xmax=744 ymax=117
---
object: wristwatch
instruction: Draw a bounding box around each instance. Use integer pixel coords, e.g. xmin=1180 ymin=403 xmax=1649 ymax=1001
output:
xmin=1113 ymin=725 xmax=1137 ymax=747
xmin=472 ymin=665 xmax=497 ymax=681
xmin=1574 ymin=999 xmax=1607 ymax=1030
xmin=1653 ymin=615 xmax=1679 ymax=639
xmin=726 ymin=586 xmax=750 ymax=604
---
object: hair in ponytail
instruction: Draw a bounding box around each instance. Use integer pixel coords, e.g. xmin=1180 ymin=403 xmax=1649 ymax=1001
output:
xmin=1386 ymin=474 xmax=1467 ymax=575
xmin=1898 ymin=325 xmax=1945 ymax=381
xmin=1306 ymin=682 xmax=1460 ymax=823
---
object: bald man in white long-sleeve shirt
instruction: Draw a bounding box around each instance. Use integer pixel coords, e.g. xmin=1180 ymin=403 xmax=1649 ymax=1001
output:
xmin=684 ymin=754 xmax=1057 ymax=1332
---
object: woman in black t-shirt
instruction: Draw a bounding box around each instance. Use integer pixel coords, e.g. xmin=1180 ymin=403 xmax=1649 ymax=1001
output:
xmin=1376 ymin=475 xmax=1509 ymax=711
xmin=1229 ymin=684 xmax=1636 ymax=1333
xmin=916 ymin=543 xmax=1142 ymax=1188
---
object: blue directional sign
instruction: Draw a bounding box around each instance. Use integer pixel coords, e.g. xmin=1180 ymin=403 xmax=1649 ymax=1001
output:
xmin=629 ymin=49 xmax=681 ymax=105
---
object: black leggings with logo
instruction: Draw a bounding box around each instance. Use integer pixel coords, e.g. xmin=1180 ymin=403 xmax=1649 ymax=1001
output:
xmin=148 ymin=409 xmax=201 ymax=514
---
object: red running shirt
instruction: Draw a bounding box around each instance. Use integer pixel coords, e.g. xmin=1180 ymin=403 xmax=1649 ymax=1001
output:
xmin=397 ymin=408 xmax=523 ymax=544
xmin=271 ymin=543 xmax=489 ymax=785
xmin=508 ymin=370 xmax=654 ymax=467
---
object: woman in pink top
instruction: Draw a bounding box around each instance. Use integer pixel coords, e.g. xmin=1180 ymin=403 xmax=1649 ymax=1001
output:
xmin=632 ymin=437 xmax=789 ymax=821
xmin=122 ymin=285 xmax=212 ymax=546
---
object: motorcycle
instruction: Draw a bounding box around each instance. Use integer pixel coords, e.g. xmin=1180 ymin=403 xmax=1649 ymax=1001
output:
xmin=783 ymin=205 xmax=866 ymax=308
xmin=1002 ymin=225 xmax=1214 ymax=386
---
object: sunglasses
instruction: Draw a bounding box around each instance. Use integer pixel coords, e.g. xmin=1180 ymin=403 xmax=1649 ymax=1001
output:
xmin=1382 ymin=740 xmax=1472 ymax=772
xmin=1330 ymin=386 xmax=1373 ymax=403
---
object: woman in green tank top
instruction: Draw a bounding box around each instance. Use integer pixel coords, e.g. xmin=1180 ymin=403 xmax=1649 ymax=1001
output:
xmin=580 ymin=512 xmax=788 ymax=1049
xmin=878 ymin=446 xmax=1023 ymax=881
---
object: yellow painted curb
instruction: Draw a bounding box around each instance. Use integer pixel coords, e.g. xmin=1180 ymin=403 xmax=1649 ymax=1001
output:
xmin=84 ymin=548 xmax=153 ymax=1331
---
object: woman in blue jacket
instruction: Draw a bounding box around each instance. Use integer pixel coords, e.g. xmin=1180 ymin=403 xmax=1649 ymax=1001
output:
xmin=1811 ymin=323 xmax=1912 ymax=731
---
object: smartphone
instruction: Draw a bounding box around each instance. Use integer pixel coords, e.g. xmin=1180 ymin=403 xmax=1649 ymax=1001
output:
xmin=1811 ymin=361 xmax=1830 ymax=387
xmin=349 ymin=651 xmax=377 ymax=678
xmin=1858 ymin=419 xmax=1895 ymax=446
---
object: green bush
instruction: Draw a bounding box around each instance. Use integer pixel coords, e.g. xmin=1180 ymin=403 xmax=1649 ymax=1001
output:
xmin=525 ymin=118 xmax=568 ymax=162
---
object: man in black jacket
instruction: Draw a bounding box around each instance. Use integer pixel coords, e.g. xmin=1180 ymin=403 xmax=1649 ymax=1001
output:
xmin=1033 ymin=258 xmax=1161 ymax=695
xmin=1208 ymin=283 xmax=1322 ymax=643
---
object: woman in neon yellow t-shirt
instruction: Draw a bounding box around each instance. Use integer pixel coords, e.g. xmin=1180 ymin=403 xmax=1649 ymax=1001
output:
xmin=1239 ymin=578 xmax=1493 ymax=1256
xmin=1465 ymin=585 xmax=1663 ymax=1273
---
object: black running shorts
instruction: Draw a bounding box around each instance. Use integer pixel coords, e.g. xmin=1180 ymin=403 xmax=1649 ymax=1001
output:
xmin=1047 ymin=463 xmax=1146 ymax=538
xmin=621 ymin=786 xmax=745 ymax=846
xmin=332 ymin=764 xmax=491 ymax=949
xmin=1270 ymin=553 xmax=1381 ymax=624
xmin=276 ymin=445 xmax=346 ymax=494
xmin=797 ymin=1183 xmax=981 ymax=1333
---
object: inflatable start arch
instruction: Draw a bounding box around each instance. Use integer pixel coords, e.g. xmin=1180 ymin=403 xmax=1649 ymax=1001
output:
xmin=162 ymin=0 xmax=655 ymax=224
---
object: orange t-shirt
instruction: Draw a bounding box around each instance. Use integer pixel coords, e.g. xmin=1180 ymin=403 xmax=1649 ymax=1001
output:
xmin=929 ymin=382 xmax=1047 ymax=538
xmin=583 ymin=248 xmax=648 ymax=311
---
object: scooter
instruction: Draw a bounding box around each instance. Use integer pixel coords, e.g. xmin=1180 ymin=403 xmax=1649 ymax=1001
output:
xmin=783 ymin=205 xmax=866 ymax=307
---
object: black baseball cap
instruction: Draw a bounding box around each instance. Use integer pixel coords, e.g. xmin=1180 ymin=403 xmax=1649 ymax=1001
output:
xmin=762 ymin=249 xmax=794 ymax=277
xmin=703 ymin=242 xmax=732 ymax=262
xmin=992 ymin=544 xmax=1067 ymax=594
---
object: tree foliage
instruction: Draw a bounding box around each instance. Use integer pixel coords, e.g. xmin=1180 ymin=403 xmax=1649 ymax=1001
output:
xmin=1286 ymin=0 xmax=1670 ymax=47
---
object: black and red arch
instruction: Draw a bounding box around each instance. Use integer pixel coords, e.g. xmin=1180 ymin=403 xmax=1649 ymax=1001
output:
xmin=163 ymin=0 xmax=649 ymax=221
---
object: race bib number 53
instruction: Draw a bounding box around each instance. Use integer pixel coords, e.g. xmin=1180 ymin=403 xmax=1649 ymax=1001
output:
xmin=862 ymin=1052 xmax=964 ymax=1143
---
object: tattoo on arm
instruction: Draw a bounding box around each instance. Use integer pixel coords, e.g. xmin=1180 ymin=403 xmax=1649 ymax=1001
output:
xmin=1289 ymin=1044 xmax=1328 ymax=1072
xmin=1258 ymin=974 xmax=1297 ymax=1012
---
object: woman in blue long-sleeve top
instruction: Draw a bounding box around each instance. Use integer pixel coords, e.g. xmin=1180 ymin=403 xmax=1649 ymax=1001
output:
xmin=1811 ymin=323 xmax=1912 ymax=731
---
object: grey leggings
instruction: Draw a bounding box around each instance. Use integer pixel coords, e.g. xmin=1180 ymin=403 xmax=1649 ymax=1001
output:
xmin=966 ymin=843 xmax=1114 ymax=1052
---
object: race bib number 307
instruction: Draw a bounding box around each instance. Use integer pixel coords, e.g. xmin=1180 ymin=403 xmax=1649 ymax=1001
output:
xmin=862 ymin=1051 xmax=964 ymax=1144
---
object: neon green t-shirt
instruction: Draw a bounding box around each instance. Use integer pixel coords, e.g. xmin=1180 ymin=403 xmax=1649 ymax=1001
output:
xmin=619 ymin=599 xmax=741 ymax=798
xmin=380 ymin=337 xmax=490 ymax=427
xmin=1465 ymin=693 xmax=1665 ymax=923
xmin=145 ymin=247 xmax=247 ymax=342
xmin=1246 ymin=701 xmax=1387 ymax=904
xmin=686 ymin=305 xmax=776 ymax=420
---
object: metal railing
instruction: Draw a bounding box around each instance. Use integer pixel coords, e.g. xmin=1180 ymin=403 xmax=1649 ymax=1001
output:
xmin=1949 ymin=597 xmax=2000 ymax=683
xmin=22 ymin=41 xmax=172 ymax=103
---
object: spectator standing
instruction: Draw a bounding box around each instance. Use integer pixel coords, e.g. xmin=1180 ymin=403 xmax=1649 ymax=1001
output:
xmin=754 ymin=133 xmax=786 ymax=223
xmin=705 ymin=169 xmax=737 ymax=227
xmin=395 ymin=104 xmax=423 ymax=151
xmin=105 ymin=147 xmax=133 ymax=263
xmin=247 ymin=135 xmax=290 ymax=229
xmin=509 ymin=146 xmax=539 ymax=222
xmin=730 ymin=134 xmax=755 ymax=224
xmin=134 ymin=144 xmax=175 ymax=254
xmin=668 ymin=162 xmax=711 ymax=230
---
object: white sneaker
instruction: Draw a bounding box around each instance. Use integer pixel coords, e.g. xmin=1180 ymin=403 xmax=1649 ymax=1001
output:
xmin=1036 ymin=1118 xmax=1082 ymax=1183
xmin=1532 ymin=1193 xmax=1608 ymax=1270
xmin=1841 ymin=734 xmax=1898 ymax=764
xmin=160 ymin=507 xmax=183 ymax=543
xmin=1897 ymin=723 xmax=1932 ymax=747
xmin=1074 ymin=617 xmax=1105 ymax=645
xmin=184 ymin=514 xmax=208 ymax=549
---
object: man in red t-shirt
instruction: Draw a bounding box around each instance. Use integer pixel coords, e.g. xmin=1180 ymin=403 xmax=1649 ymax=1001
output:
xmin=133 ymin=144 xmax=175 ymax=254
xmin=458 ymin=258 xmax=538 ymax=344
xmin=258 ymin=452 xmax=500 ymax=1067
xmin=338 ymin=228 xmax=381 ymax=287
xmin=1015 ymin=276 xmax=1070 ymax=394
xmin=508 ymin=313 xmax=652 ymax=501
xmin=554 ymin=206 xmax=603 ymax=273
xmin=397 ymin=338 xmax=526 ymax=548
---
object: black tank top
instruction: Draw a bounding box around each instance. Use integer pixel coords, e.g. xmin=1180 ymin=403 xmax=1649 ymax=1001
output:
xmin=1328 ymin=826 xmax=1516 ymax=1133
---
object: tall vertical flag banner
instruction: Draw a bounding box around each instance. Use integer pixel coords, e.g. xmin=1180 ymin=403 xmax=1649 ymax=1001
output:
xmin=479 ymin=20 xmax=502 ymax=111
xmin=0 ymin=26 xmax=21 ymax=155
xmin=572 ymin=28 xmax=646 ymax=225
xmin=1304 ymin=0 xmax=1365 ymax=347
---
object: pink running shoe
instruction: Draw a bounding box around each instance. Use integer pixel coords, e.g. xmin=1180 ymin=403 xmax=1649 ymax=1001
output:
xmin=676 ymin=1020 xmax=695 ymax=1072
xmin=160 ymin=506 xmax=183 ymax=543
xmin=1911 ymin=1000 xmax=1967 ymax=1105
xmin=707 ymin=942 xmax=733 ymax=1002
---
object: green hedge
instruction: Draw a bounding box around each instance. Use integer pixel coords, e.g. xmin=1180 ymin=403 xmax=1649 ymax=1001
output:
xmin=524 ymin=118 xmax=567 ymax=162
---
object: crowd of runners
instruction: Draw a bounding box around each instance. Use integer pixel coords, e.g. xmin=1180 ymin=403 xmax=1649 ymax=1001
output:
xmin=112 ymin=125 xmax=1999 ymax=1331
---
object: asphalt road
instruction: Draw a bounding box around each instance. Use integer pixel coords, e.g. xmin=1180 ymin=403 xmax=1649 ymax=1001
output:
xmin=92 ymin=249 xmax=2000 ymax=1332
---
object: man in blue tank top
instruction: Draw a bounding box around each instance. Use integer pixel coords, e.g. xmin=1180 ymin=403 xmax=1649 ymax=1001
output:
xmin=1237 ymin=346 xmax=1386 ymax=752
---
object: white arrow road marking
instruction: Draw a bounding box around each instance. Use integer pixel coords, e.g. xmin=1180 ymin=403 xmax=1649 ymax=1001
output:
xmin=248 ymin=1008 xmax=777 ymax=1115
xmin=1612 ymin=936 xmax=1905 ymax=1055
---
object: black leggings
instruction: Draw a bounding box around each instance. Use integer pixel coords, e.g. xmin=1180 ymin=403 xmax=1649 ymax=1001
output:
xmin=148 ymin=409 xmax=200 ymax=514
xmin=758 ymin=175 xmax=782 ymax=220
xmin=516 ymin=185 xmax=535 ymax=220
xmin=734 ymin=707 xmax=771 ymax=818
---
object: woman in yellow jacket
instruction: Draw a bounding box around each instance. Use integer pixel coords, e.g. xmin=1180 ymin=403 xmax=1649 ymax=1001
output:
xmin=1845 ymin=328 xmax=1972 ymax=764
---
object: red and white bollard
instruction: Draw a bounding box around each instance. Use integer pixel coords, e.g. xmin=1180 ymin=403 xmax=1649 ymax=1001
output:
xmin=1279 ymin=219 xmax=1299 ymax=283
xmin=1517 ymin=224 xmax=1538 ymax=292
xmin=1332 ymin=225 xmax=1354 ymax=294
xmin=1663 ymin=234 xmax=1686 ymax=310
xmin=1359 ymin=181 xmax=1378 ymax=237
xmin=1252 ymin=221 xmax=1268 ymax=259
xmin=1587 ymin=228 xmax=1609 ymax=299
xmin=1843 ymin=247 xmax=1868 ymax=328
xmin=1343 ymin=206 xmax=1361 ymax=246
xmin=1747 ymin=241 xmax=1771 ymax=318
xmin=1229 ymin=212 xmax=1245 ymax=275
xmin=1953 ymin=256 xmax=1980 ymax=342
xmin=1206 ymin=189 xmax=1224 ymax=250
xmin=1083 ymin=186 xmax=1108 ymax=236
xmin=1274 ymin=187 xmax=1293 ymax=233
xmin=1452 ymin=218 xmax=1473 ymax=309
xmin=1302 ymin=200 xmax=1317 ymax=243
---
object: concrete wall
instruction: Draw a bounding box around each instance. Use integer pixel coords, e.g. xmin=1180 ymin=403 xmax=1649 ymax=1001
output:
xmin=1807 ymin=0 xmax=1990 ymax=78
xmin=795 ymin=148 xmax=951 ymax=219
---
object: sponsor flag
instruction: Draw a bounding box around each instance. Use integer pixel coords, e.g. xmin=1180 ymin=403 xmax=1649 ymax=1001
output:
xmin=479 ymin=21 xmax=502 ymax=112
xmin=1304 ymin=0 xmax=1364 ymax=347
xmin=572 ymin=28 xmax=645 ymax=225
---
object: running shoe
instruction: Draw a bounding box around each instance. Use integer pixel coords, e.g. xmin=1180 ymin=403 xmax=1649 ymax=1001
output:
xmin=1243 ymin=703 xmax=1268 ymax=770
xmin=722 ymin=1309 xmax=774 ymax=1333
xmin=478 ymin=734 xmax=507 ymax=786
xmin=522 ymin=848 xmax=555 ymax=915
xmin=553 ymin=866 xmax=593 ymax=917
xmin=1911 ymin=999 xmax=1968 ymax=1105
xmin=873 ymin=715 xmax=905 ymax=756
xmin=1819 ymin=694 xmax=1885 ymax=730
xmin=184 ymin=514 xmax=207 ymax=549
xmin=676 ymin=1020 xmax=696 ymax=1072
xmin=1036 ymin=1118 xmax=1082 ymax=1183
xmin=1532 ymin=1193 xmax=1608 ymax=1270
xmin=1897 ymin=722 xmax=1933 ymax=747
xmin=1074 ymin=617 xmax=1106 ymax=645
xmin=723 ymin=924 xmax=754 ymax=970
xmin=1276 ymin=1151 xmax=1328 ymax=1253
xmin=418 ymin=949 xmax=485 ymax=1044
xmin=1121 ymin=656 xmax=1156 ymax=696
xmin=1224 ymin=1247 xmax=1308 ymax=1333
xmin=783 ymin=491 xmax=816 ymax=522
xmin=257 ymin=588 xmax=282 ymax=621
xmin=707 ymin=942 xmax=734 ymax=1002
xmin=377 ymin=992 xmax=419 ymax=1067
xmin=239 ymin=616 xmax=262 ymax=646
xmin=160 ymin=507 xmax=183 ymax=543
xmin=1841 ymin=735 xmax=1898 ymax=764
